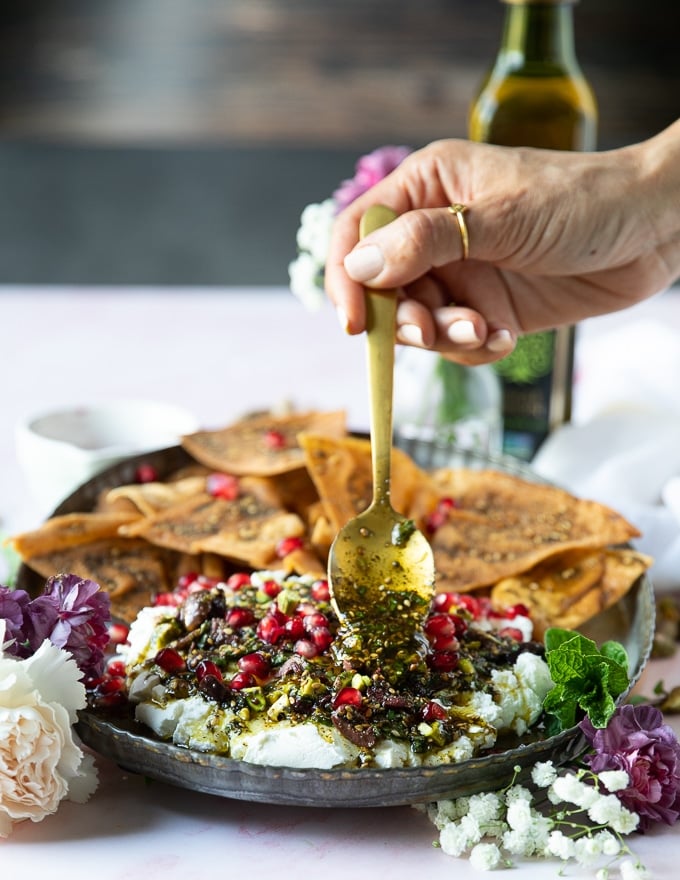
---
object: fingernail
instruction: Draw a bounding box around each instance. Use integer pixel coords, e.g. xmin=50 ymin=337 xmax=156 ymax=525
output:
xmin=487 ymin=329 xmax=514 ymax=353
xmin=336 ymin=306 xmax=350 ymax=334
xmin=397 ymin=324 xmax=425 ymax=347
xmin=447 ymin=320 xmax=482 ymax=345
xmin=344 ymin=244 xmax=384 ymax=281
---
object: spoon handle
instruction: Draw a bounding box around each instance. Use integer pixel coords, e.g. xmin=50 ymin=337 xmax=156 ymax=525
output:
xmin=360 ymin=205 xmax=398 ymax=508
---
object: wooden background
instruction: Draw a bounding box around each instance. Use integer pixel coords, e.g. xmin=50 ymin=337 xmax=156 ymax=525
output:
xmin=0 ymin=0 xmax=677 ymax=285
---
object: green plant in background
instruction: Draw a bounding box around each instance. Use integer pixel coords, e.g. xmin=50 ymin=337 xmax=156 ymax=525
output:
xmin=493 ymin=331 xmax=554 ymax=384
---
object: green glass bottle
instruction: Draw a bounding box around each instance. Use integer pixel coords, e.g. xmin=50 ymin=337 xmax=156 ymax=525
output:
xmin=468 ymin=0 xmax=597 ymax=460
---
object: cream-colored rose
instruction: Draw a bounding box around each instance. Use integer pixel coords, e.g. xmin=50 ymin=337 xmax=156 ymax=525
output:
xmin=0 ymin=635 xmax=99 ymax=838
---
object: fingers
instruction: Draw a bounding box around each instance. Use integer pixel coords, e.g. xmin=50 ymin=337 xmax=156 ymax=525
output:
xmin=343 ymin=207 xmax=470 ymax=289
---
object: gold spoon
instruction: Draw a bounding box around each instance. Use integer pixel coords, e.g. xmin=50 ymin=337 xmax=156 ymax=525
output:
xmin=328 ymin=204 xmax=436 ymax=677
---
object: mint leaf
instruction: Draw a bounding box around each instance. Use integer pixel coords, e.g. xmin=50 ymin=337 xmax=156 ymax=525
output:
xmin=542 ymin=626 xmax=630 ymax=731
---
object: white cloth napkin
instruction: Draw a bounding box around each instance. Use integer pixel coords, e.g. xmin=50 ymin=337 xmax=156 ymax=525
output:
xmin=531 ymin=314 xmax=680 ymax=592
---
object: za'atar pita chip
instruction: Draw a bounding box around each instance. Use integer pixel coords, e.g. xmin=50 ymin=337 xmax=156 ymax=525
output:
xmin=491 ymin=548 xmax=652 ymax=638
xmin=122 ymin=476 xmax=305 ymax=569
xmin=429 ymin=468 xmax=640 ymax=592
xmin=9 ymin=511 xmax=140 ymax=560
xmin=181 ymin=409 xmax=347 ymax=477
xmin=298 ymin=432 xmax=439 ymax=532
xmin=23 ymin=537 xmax=179 ymax=622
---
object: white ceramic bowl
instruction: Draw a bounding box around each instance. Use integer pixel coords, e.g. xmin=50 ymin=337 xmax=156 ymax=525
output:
xmin=15 ymin=399 xmax=199 ymax=511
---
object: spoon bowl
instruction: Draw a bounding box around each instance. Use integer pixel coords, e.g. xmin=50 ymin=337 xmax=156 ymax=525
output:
xmin=328 ymin=205 xmax=436 ymax=674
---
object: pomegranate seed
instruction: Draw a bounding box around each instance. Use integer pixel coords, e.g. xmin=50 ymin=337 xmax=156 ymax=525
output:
xmin=196 ymin=660 xmax=223 ymax=682
xmin=83 ymin=674 xmax=104 ymax=690
xmin=455 ymin=594 xmax=483 ymax=619
xmin=107 ymin=622 xmax=130 ymax=645
xmin=294 ymin=639 xmax=318 ymax=658
xmin=226 ymin=572 xmax=251 ymax=591
xmin=425 ymin=613 xmax=458 ymax=640
xmin=154 ymin=648 xmax=186 ymax=673
xmin=276 ymin=535 xmax=304 ymax=558
xmin=333 ymin=687 xmax=363 ymax=708
xmin=422 ymin=701 xmax=448 ymax=722
xmin=135 ymin=463 xmax=158 ymax=483
xmin=237 ymin=652 xmax=271 ymax=679
xmin=295 ymin=601 xmax=317 ymax=617
xmin=97 ymin=676 xmax=127 ymax=695
xmin=263 ymin=429 xmax=287 ymax=450
xmin=302 ymin=611 xmax=328 ymax=632
xmin=310 ymin=579 xmax=330 ymax=602
xmin=438 ymin=496 xmax=457 ymax=513
xmin=227 ymin=607 xmax=255 ymax=629
xmin=425 ymin=509 xmax=448 ymax=533
xmin=256 ymin=615 xmax=284 ymax=644
xmin=230 ymin=671 xmax=257 ymax=690
xmin=309 ymin=626 xmax=333 ymax=652
xmin=153 ymin=591 xmax=183 ymax=607
xmin=106 ymin=658 xmax=127 ymax=677
xmin=498 ymin=626 xmax=524 ymax=642
xmin=261 ymin=579 xmax=282 ymax=598
xmin=283 ymin=617 xmax=306 ymax=640
xmin=504 ymin=603 xmax=530 ymax=619
xmin=206 ymin=472 xmax=240 ymax=500
xmin=432 ymin=592 xmax=461 ymax=613
xmin=427 ymin=650 xmax=460 ymax=672
xmin=177 ymin=571 xmax=200 ymax=589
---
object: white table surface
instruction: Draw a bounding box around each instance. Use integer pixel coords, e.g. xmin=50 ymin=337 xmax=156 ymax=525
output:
xmin=2 ymin=284 xmax=680 ymax=879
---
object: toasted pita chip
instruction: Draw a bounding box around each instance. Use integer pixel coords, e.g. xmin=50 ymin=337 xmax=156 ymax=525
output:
xmin=491 ymin=548 xmax=651 ymax=638
xmin=181 ymin=410 xmax=347 ymax=477
xmin=23 ymin=537 xmax=178 ymax=622
xmin=10 ymin=511 xmax=141 ymax=560
xmin=124 ymin=477 xmax=306 ymax=569
xmin=103 ymin=476 xmax=206 ymax=517
xmin=430 ymin=468 xmax=640 ymax=592
xmin=299 ymin=433 xmax=439 ymax=532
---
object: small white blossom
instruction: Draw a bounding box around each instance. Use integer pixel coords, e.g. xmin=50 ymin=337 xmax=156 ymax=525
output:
xmin=468 ymin=791 xmax=504 ymax=825
xmin=588 ymin=792 xmax=632 ymax=827
xmin=288 ymin=252 xmax=325 ymax=312
xmin=505 ymin=783 xmax=532 ymax=804
xmin=506 ymin=797 xmax=533 ymax=831
xmin=550 ymin=772 xmax=600 ymax=808
xmin=619 ymin=858 xmax=652 ymax=880
xmin=295 ymin=198 xmax=336 ymax=264
xmin=531 ymin=760 xmax=558 ymax=788
xmin=596 ymin=869 xmax=610 ymax=880
xmin=469 ymin=842 xmax=503 ymax=871
xmin=574 ymin=834 xmax=606 ymax=867
xmin=594 ymin=829 xmax=622 ymax=856
xmin=598 ymin=770 xmax=630 ymax=792
xmin=440 ymin=820 xmax=477 ymax=857
xmin=546 ymin=829 xmax=576 ymax=860
xmin=609 ymin=806 xmax=640 ymax=835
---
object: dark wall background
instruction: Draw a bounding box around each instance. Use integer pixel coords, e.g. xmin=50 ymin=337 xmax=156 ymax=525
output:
xmin=0 ymin=0 xmax=677 ymax=286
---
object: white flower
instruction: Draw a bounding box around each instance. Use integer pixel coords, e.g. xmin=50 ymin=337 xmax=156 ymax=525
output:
xmin=0 ymin=639 xmax=98 ymax=838
xmin=288 ymin=252 xmax=326 ymax=312
xmin=296 ymin=199 xmax=335 ymax=264
xmin=506 ymin=797 xmax=533 ymax=831
xmin=594 ymin=829 xmax=621 ymax=856
xmin=588 ymin=792 xmax=633 ymax=827
xmin=546 ymin=829 xmax=576 ymax=860
xmin=439 ymin=819 xmax=476 ymax=857
xmin=469 ymin=842 xmax=503 ymax=871
xmin=550 ymin=772 xmax=599 ymax=808
xmin=619 ymin=858 xmax=652 ymax=880
xmin=574 ymin=834 xmax=606 ymax=867
xmin=598 ymin=770 xmax=630 ymax=792
xmin=467 ymin=791 xmax=504 ymax=825
xmin=531 ymin=760 xmax=558 ymax=788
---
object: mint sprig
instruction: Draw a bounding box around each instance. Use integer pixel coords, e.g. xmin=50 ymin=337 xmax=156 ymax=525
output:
xmin=542 ymin=627 xmax=630 ymax=733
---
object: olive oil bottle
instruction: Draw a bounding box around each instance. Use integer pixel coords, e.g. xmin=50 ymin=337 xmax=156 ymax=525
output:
xmin=469 ymin=0 xmax=597 ymax=460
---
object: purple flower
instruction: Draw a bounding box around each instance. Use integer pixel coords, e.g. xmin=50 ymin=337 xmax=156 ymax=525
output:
xmin=1 ymin=575 xmax=111 ymax=679
xmin=580 ymin=703 xmax=680 ymax=830
xmin=333 ymin=145 xmax=412 ymax=212
xmin=40 ymin=574 xmax=111 ymax=679
xmin=0 ymin=586 xmax=34 ymax=656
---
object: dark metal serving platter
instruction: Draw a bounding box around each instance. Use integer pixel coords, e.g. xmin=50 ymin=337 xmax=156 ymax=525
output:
xmin=16 ymin=444 xmax=656 ymax=809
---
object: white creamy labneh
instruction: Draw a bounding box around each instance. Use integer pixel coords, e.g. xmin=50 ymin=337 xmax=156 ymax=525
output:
xmin=120 ymin=570 xmax=553 ymax=770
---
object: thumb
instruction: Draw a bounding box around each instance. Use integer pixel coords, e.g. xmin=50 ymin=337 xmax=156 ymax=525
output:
xmin=343 ymin=206 xmax=480 ymax=287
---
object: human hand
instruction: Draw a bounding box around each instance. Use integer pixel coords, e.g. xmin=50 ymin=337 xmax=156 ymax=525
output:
xmin=325 ymin=130 xmax=679 ymax=366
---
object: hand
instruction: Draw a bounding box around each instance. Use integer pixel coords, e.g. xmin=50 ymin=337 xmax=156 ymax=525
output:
xmin=325 ymin=123 xmax=680 ymax=366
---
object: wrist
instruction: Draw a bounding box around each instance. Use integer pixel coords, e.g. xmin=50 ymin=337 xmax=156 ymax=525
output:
xmin=633 ymin=120 xmax=680 ymax=281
